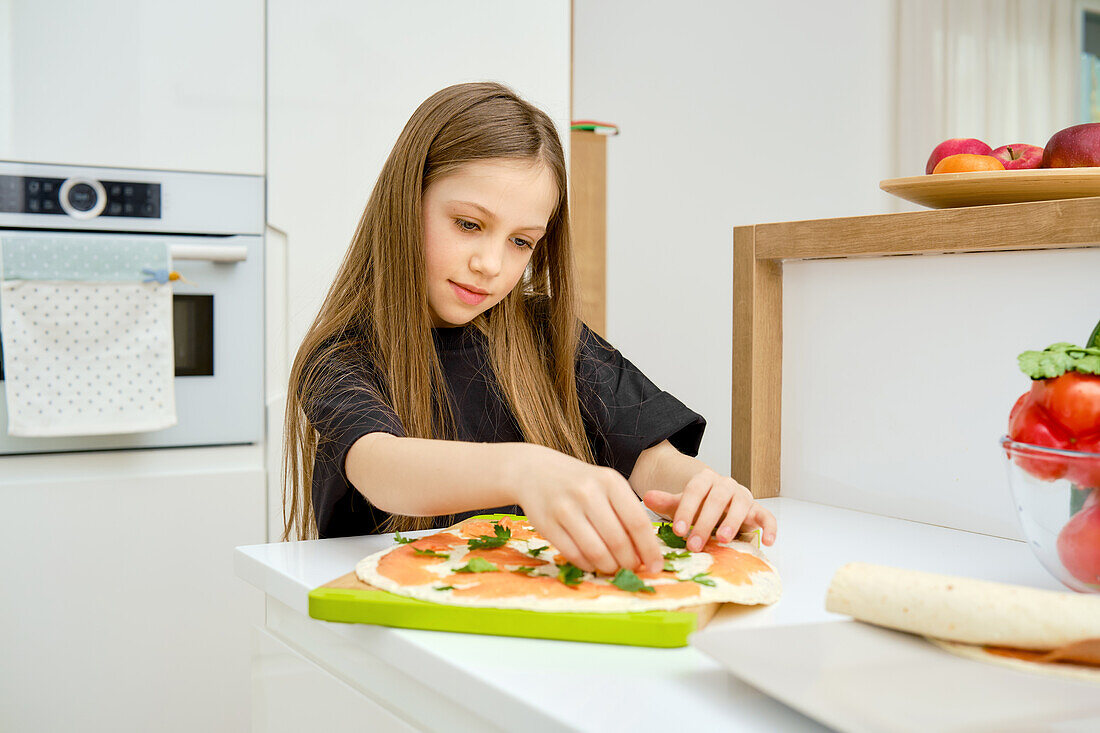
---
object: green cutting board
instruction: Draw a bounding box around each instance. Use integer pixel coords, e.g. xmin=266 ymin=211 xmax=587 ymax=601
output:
xmin=308 ymin=514 xmax=721 ymax=648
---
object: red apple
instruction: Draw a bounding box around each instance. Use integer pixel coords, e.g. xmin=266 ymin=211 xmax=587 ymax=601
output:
xmin=925 ymin=138 xmax=992 ymax=174
xmin=990 ymin=143 xmax=1044 ymax=170
xmin=1042 ymin=123 xmax=1100 ymax=168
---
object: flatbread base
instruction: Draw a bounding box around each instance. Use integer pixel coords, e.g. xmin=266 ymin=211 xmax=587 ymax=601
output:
xmin=356 ymin=516 xmax=782 ymax=613
xmin=929 ymin=638 xmax=1100 ymax=685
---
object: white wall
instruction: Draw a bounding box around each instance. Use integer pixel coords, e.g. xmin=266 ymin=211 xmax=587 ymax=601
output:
xmin=572 ymin=0 xmax=897 ymax=476
xmin=782 ymin=248 xmax=1100 ymax=539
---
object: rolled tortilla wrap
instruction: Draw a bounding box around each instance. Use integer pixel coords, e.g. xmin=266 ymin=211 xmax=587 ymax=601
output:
xmin=825 ymin=562 xmax=1100 ymax=650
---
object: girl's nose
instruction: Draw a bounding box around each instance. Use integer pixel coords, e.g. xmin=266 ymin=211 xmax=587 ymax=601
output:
xmin=469 ymin=239 xmax=505 ymax=278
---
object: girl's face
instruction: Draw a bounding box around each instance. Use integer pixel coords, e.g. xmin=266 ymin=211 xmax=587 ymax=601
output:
xmin=421 ymin=158 xmax=557 ymax=328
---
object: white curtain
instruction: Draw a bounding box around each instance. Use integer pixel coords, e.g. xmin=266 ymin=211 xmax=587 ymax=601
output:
xmin=895 ymin=0 xmax=1079 ymax=184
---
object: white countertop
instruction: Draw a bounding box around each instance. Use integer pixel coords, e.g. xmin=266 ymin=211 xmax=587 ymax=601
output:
xmin=235 ymin=497 xmax=1064 ymax=732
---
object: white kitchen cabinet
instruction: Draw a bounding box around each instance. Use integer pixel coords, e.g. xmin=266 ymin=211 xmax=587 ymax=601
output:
xmin=252 ymin=626 xmax=419 ymax=732
xmin=0 ymin=0 xmax=264 ymax=174
xmin=0 ymin=445 xmax=266 ymax=732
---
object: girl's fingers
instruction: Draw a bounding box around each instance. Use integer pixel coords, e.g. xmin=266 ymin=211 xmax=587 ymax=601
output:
xmin=687 ymin=484 xmax=735 ymax=552
xmin=714 ymin=484 xmax=755 ymax=541
xmin=671 ymin=472 xmax=712 ymax=539
xmin=609 ymin=487 xmax=664 ymax=572
xmin=741 ymin=504 xmax=778 ymax=545
xmin=713 ymin=493 xmax=753 ymax=545
xmin=564 ymin=514 xmax=621 ymax=575
xmin=641 ymin=489 xmax=677 ymax=519
xmin=544 ymin=520 xmax=597 ymax=573
xmin=585 ymin=499 xmax=642 ymax=573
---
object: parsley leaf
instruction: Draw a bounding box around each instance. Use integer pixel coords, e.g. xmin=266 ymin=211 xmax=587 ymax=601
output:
xmin=1018 ymin=343 xmax=1100 ymax=378
xmin=664 ymin=550 xmax=690 ymax=560
xmin=677 ymin=572 xmax=716 ymax=587
xmin=527 ymin=545 xmax=546 ymax=558
xmin=434 ymin=585 xmax=455 ymax=591
xmin=468 ymin=523 xmax=512 ymax=550
xmin=512 ymin=566 xmax=536 ymax=575
xmin=663 ymin=560 xmax=677 ymax=572
xmin=454 ymin=557 xmax=498 ymax=573
xmin=557 ymin=562 xmax=585 ymax=586
xmin=657 ymin=523 xmax=687 ymax=548
xmin=610 ymin=568 xmax=656 ymax=593
xmin=412 ymin=548 xmax=449 ymax=558
xmin=393 ymin=531 xmax=414 ymax=544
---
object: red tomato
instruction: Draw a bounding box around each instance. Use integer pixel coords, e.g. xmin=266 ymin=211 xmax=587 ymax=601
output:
xmin=1008 ymin=372 xmax=1100 ymax=488
xmin=1033 ymin=372 xmax=1100 ymax=438
xmin=1056 ymin=501 xmax=1100 ymax=589
xmin=1067 ymin=434 xmax=1100 ymax=488
xmin=1007 ymin=393 xmax=1070 ymax=480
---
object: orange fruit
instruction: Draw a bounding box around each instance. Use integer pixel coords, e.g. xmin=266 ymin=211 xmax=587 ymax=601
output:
xmin=931 ymin=153 xmax=1006 ymax=174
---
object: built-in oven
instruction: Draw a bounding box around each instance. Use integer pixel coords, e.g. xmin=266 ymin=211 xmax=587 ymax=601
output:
xmin=0 ymin=161 xmax=264 ymax=454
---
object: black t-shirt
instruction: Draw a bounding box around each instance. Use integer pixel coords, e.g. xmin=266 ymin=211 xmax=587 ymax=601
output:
xmin=307 ymin=322 xmax=706 ymax=538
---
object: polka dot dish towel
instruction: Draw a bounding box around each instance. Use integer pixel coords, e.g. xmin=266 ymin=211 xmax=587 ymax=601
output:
xmin=0 ymin=236 xmax=177 ymax=436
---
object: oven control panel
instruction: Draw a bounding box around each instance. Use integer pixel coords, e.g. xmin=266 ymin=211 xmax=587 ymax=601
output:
xmin=0 ymin=174 xmax=161 ymax=220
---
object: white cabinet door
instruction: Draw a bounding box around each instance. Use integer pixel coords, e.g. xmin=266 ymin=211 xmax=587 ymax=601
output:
xmin=0 ymin=446 xmax=266 ymax=732
xmin=252 ymin=627 xmax=421 ymax=732
xmin=266 ymin=0 xmax=571 ymax=371
xmin=0 ymin=0 xmax=264 ymax=174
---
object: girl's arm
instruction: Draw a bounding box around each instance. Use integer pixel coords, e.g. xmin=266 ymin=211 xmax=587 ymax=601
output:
xmin=347 ymin=432 xmax=522 ymax=516
xmin=630 ymin=439 xmax=778 ymax=551
xmin=346 ymin=433 xmax=666 ymax=574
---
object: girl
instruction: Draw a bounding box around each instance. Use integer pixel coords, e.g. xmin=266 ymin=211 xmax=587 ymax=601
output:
xmin=283 ymin=81 xmax=776 ymax=576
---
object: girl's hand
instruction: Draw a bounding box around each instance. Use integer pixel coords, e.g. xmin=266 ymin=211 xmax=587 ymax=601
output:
xmin=642 ymin=469 xmax=777 ymax=550
xmin=511 ymin=445 xmax=665 ymax=575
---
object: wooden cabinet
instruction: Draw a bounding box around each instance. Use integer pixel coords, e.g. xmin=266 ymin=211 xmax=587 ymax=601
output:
xmin=733 ymin=198 xmax=1100 ymax=504
xmin=569 ymin=130 xmax=608 ymax=336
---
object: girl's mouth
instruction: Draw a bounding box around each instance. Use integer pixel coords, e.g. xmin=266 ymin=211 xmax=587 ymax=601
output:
xmin=449 ymin=281 xmax=489 ymax=306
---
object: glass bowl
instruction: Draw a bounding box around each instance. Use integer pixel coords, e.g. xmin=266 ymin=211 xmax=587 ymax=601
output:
xmin=1001 ymin=436 xmax=1100 ymax=593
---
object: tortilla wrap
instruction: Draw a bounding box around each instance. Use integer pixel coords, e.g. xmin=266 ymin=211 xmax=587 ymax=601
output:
xmin=929 ymin=638 xmax=1100 ymax=684
xmin=825 ymin=562 xmax=1100 ymax=650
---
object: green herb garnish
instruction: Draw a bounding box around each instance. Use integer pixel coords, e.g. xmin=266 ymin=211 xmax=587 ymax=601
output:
xmin=453 ymin=557 xmax=498 ymax=573
xmin=527 ymin=545 xmax=547 ymax=558
xmin=657 ymin=523 xmax=687 ymax=549
xmin=467 ymin=523 xmax=512 ymax=550
xmin=677 ymin=572 xmax=716 ymax=587
xmin=557 ymin=562 xmax=585 ymax=586
xmin=610 ymin=568 xmax=656 ymax=594
xmin=393 ymin=531 xmax=414 ymax=544
xmin=434 ymin=585 xmax=455 ymax=591
xmin=663 ymin=549 xmax=690 ymax=572
xmin=412 ymin=548 xmax=449 ymax=558
xmin=1018 ymin=343 xmax=1100 ymax=379
xmin=512 ymin=566 xmax=536 ymax=575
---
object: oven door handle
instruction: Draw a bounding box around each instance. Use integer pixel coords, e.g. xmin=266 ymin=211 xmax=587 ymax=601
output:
xmin=170 ymin=244 xmax=247 ymax=263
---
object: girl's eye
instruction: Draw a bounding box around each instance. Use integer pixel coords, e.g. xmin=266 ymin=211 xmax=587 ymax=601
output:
xmin=455 ymin=218 xmax=535 ymax=250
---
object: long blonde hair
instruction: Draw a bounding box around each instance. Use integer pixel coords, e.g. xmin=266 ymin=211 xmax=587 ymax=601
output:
xmin=283 ymin=81 xmax=596 ymax=540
